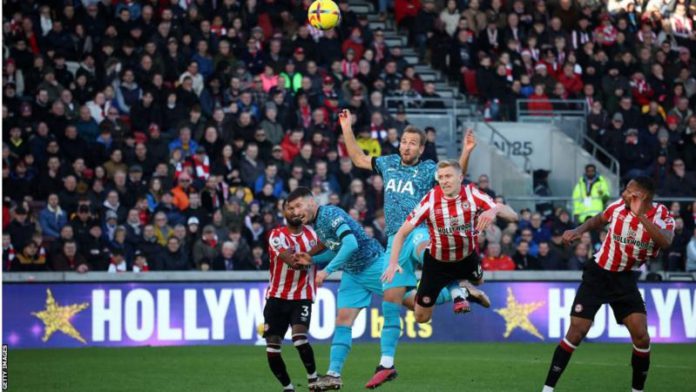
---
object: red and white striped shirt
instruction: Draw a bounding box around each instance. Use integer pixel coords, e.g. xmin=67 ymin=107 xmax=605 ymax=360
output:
xmin=266 ymin=226 xmax=318 ymax=301
xmin=595 ymin=199 xmax=675 ymax=272
xmin=407 ymin=184 xmax=497 ymax=261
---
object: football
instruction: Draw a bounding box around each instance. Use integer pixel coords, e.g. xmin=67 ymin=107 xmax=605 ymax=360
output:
xmin=307 ymin=0 xmax=341 ymax=30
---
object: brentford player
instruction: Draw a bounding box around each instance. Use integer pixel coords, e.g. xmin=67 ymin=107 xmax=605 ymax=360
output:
xmin=542 ymin=177 xmax=675 ymax=392
xmin=264 ymin=200 xmax=322 ymax=392
xmin=382 ymin=160 xmax=518 ymax=324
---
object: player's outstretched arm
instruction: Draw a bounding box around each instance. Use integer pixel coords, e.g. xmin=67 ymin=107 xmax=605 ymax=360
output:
xmin=278 ymin=249 xmax=305 ymax=270
xmin=476 ymin=203 xmax=518 ymax=232
xmin=561 ymin=213 xmax=608 ymax=245
xmin=458 ymin=128 xmax=477 ymax=175
xmin=339 ymin=109 xmax=372 ymax=170
xmin=494 ymin=203 xmax=518 ymax=222
xmin=315 ymin=223 xmax=359 ymax=286
xmin=382 ymin=221 xmax=415 ymax=283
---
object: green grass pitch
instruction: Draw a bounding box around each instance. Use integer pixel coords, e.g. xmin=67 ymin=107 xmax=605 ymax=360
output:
xmin=8 ymin=343 xmax=696 ymax=391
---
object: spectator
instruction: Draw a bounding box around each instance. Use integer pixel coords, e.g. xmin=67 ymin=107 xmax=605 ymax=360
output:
xmin=568 ymin=243 xmax=590 ymax=270
xmin=12 ymin=241 xmax=47 ymax=272
xmin=529 ymin=213 xmax=551 ymax=244
xmin=107 ymin=248 xmax=127 ymax=273
xmin=477 ymin=174 xmax=496 ymax=200
xmin=513 ymin=240 xmax=540 ymax=270
xmin=161 ymin=236 xmax=189 ymax=270
xmin=482 ymin=242 xmax=516 ymax=271
xmin=619 ymin=128 xmax=652 ymax=181
xmin=50 ymin=240 xmax=89 ymax=272
xmin=665 ymin=218 xmax=690 ymax=271
xmin=80 ymin=222 xmax=110 ymax=271
xmin=537 ymin=241 xmax=565 ymax=270
xmin=193 ymin=225 xmax=222 ymax=269
xmin=39 ymin=193 xmax=68 ymax=240
xmin=661 ymin=159 xmax=696 ymax=197
xmin=687 ymin=228 xmax=696 ymax=272
xmin=571 ymin=164 xmax=611 ymax=223
xmin=7 ymin=206 xmax=34 ymax=250
xmin=132 ymin=250 xmax=150 ymax=273
xmin=211 ymin=241 xmax=239 ymax=271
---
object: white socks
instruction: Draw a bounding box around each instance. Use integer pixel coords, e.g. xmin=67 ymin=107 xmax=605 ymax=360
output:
xmin=542 ymin=386 xmax=554 ymax=392
xmin=283 ymin=383 xmax=294 ymax=390
xmin=451 ymin=285 xmax=467 ymax=300
xmin=307 ymin=372 xmax=317 ymax=380
xmin=327 ymin=370 xmax=340 ymax=377
xmin=632 ymin=389 xmax=643 ymax=392
xmin=379 ymin=355 xmax=394 ymax=368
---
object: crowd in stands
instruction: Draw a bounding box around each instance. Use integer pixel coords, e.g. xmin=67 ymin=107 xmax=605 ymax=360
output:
xmin=2 ymin=0 xmax=695 ymax=273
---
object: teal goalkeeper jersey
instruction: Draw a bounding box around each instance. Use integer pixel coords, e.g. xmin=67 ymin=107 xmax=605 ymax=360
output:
xmin=372 ymin=155 xmax=437 ymax=237
xmin=312 ymin=205 xmax=384 ymax=274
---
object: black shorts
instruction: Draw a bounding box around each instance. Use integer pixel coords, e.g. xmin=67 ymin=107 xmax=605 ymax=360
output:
xmin=571 ymin=261 xmax=646 ymax=324
xmin=416 ymin=250 xmax=483 ymax=308
xmin=263 ymin=297 xmax=313 ymax=338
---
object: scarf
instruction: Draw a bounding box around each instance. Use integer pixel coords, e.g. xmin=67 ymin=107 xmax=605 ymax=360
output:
xmin=4 ymin=244 xmax=15 ymax=270
xmin=341 ymin=60 xmax=358 ymax=78
xmin=206 ymin=235 xmax=219 ymax=249
xmin=193 ymin=155 xmax=210 ymax=180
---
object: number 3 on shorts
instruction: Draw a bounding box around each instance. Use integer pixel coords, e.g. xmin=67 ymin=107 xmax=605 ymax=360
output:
xmin=301 ymin=305 xmax=309 ymax=317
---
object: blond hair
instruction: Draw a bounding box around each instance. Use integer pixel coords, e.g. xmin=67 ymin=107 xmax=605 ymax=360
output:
xmin=436 ymin=159 xmax=461 ymax=171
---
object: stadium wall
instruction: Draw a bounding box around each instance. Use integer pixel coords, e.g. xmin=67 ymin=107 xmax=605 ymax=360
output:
xmin=4 ymin=274 xmax=695 ymax=349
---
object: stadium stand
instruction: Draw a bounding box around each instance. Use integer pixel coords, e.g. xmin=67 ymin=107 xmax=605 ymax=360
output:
xmin=2 ymin=0 xmax=695 ymax=274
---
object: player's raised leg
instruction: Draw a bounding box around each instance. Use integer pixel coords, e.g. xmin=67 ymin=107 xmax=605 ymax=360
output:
xmin=542 ymin=316 xmax=592 ymax=391
xmin=623 ymin=313 xmax=651 ymax=392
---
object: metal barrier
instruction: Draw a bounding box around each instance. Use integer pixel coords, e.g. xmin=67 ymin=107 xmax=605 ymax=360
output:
xmin=4 ymin=270 xmax=694 ymax=282
xmin=504 ymin=195 xmax=696 ymax=216
xmin=516 ymin=99 xmax=588 ymax=118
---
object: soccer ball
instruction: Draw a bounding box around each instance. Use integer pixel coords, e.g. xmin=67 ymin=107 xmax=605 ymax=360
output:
xmin=307 ymin=0 xmax=341 ymax=30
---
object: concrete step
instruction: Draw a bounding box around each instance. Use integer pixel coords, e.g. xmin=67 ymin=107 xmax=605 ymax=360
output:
xmin=385 ymin=37 xmax=406 ymax=48
xmin=420 ymin=73 xmax=438 ymax=82
xmin=404 ymin=55 xmax=419 ymax=65
xmin=369 ymin=22 xmax=387 ymax=30
xmin=350 ymin=3 xmax=372 ymax=14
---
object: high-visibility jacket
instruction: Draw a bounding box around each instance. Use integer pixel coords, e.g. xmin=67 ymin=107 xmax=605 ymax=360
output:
xmin=572 ymin=175 xmax=611 ymax=222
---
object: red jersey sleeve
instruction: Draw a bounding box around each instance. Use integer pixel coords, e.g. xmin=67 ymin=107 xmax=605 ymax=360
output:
xmin=602 ymin=199 xmax=624 ymax=223
xmin=407 ymin=190 xmax=433 ymax=227
xmin=268 ymin=228 xmax=291 ymax=258
xmin=654 ymin=204 xmax=676 ymax=232
xmin=470 ymin=185 xmax=497 ymax=211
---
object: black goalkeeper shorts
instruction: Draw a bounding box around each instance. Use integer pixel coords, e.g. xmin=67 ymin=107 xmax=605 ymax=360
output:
xmin=571 ymin=261 xmax=646 ymax=325
xmin=416 ymin=250 xmax=483 ymax=308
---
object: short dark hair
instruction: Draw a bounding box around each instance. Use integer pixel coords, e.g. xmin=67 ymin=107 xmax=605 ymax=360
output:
xmin=403 ymin=126 xmax=426 ymax=146
xmin=287 ymin=187 xmax=312 ymax=203
xmin=632 ymin=176 xmax=656 ymax=196
xmin=585 ymin=164 xmax=596 ymax=171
